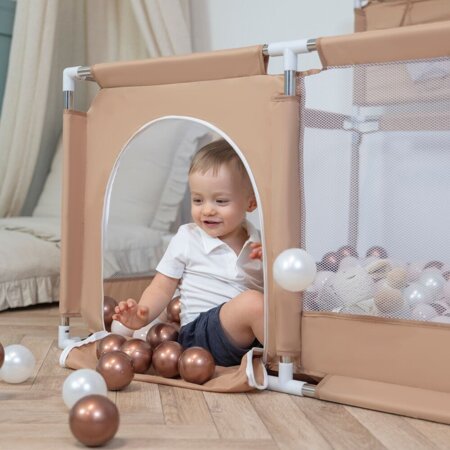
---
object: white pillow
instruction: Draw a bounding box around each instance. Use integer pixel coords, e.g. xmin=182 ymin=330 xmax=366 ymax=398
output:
xmin=32 ymin=135 xmax=63 ymax=218
xmin=107 ymin=120 xmax=213 ymax=230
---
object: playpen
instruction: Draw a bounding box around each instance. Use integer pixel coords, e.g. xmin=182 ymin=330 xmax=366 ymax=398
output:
xmin=59 ymin=4 xmax=450 ymax=424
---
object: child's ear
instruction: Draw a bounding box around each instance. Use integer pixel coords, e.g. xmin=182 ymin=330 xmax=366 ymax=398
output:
xmin=247 ymin=195 xmax=257 ymax=212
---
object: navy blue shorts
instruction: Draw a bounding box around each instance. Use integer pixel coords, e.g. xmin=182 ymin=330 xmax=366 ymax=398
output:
xmin=178 ymin=303 xmax=262 ymax=367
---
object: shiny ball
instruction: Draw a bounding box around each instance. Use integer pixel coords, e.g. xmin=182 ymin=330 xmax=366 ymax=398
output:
xmin=120 ymin=339 xmax=152 ymax=374
xmin=62 ymin=369 xmax=108 ymax=409
xmin=412 ymin=303 xmax=437 ymax=321
xmin=338 ymin=256 xmax=360 ymax=272
xmin=166 ymin=297 xmax=181 ymax=323
xmin=147 ymin=323 xmax=179 ymax=349
xmin=403 ymin=282 xmax=433 ymax=307
xmin=0 ymin=342 xmax=4 ymax=369
xmin=419 ymin=268 xmax=445 ymax=300
xmin=366 ymin=246 xmax=388 ymax=259
xmin=69 ymin=394 xmax=119 ymax=447
xmin=96 ymin=334 xmax=127 ymax=359
xmin=152 ymin=341 xmax=183 ymax=378
xmin=132 ymin=323 xmax=153 ymax=341
xmin=0 ymin=344 xmax=35 ymax=384
xmin=374 ymin=283 xmax=404 ymax=313
xmin=337 ymin=245 xmax=358 ymax=259
xmin=96 ymin=351 xmax=134 ymax=391
xmin=103 ymin=296 xmax=118 ymax=331
xmin=273 ymin=248 xmax=317 ymax=292
xmin=179 ymin=347 xmax=215 ymax=384
xmin=319 ymin=251 xmax=339 ymax=272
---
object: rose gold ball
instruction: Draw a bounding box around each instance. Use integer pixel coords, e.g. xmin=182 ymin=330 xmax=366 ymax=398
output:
xmin=320 ymin=251 xmax=339 ymax=272
xmin=337 ymin=245 xmax=358 ymax=260
xmin=152 ymin=341 xmax=183 ymax=378
xmin=103 ymin=296 xmax=118 ymax=331
xmin=0 ymin=342 xmax=4 ymax=369
xmin=366 ymin=246 xmax=388 ymax=259
xmin=179 ymin=346 xmax=216 ymax=385
xmin=424 ymin=260 xmax=444 ymax=270
xmin=96 ymin=334 xmax=127 ymax=359
xmin=120 ymin=339 xmax=152 ymax=374
xmin=96 ymin=351 xmax=134 ymax=391
xmin=146 ymin=323 xmax=179 ymax=349
xmin=69 ymin=394 xmax=119 ymax=447
xmin=166 ymin=297 xmax=181 ymax=323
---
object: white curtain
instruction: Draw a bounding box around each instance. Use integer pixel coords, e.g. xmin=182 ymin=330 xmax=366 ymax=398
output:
xmin=0 ymin=0 xmax=191 ymax=217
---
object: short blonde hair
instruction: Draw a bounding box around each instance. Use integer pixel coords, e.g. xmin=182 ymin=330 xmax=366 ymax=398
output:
xmin=189 ymin=139 xmax=250 ymax=184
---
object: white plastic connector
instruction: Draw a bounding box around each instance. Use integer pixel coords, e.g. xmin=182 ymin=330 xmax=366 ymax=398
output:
xmin=63 ymin=66 xmax=82 ymax=92
xmin=266 ymin=39 xmax=309 ymax=57
xmin=283 ymin=48 xmax=297 ymax=72
xmin=58 ymin=325 xmax=81 ymax=349
xmin=267 ymin=362 xmax=307 ymax=396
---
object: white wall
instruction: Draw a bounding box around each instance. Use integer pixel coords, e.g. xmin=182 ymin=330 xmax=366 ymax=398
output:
xmin=189 ymin=0 xmax=355 ymax=74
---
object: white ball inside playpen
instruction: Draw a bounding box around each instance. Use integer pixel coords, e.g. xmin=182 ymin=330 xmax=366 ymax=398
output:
xmin=0 ymin=344 xmax=35 ymax=384
xmin=63 ymin=369 xmax=108 ymax=409
xmin=403 ymin=282 xmax=433 ymax=307
xmin=111 ymin=319 xmax=134 ymax=337
xmin=273 ymin=248 xmax=316 ymax=292
xmin=418 ymin=268 xmax=446 ymax=301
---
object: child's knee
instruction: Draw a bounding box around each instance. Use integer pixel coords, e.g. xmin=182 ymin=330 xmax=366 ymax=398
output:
xmin=241 ymin=290 xmax=264 ymax=316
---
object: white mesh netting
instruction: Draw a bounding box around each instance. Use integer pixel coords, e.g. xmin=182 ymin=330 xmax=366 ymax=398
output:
xmin=300 ymin=57 xmax=450 ymax=323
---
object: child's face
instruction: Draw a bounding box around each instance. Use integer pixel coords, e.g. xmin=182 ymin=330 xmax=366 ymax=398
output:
xmin=189 ymin=164 xmax=256 ymax=241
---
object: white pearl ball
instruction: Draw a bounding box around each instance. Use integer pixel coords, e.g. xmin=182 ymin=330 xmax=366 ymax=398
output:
xmin=403 ymin=282 xmax=433 ymax=307
xmin=338 ymin=256 xmax=360 ymax=271
xmin=419 ymin=268 xmax=445 ymax=301
xmin=62 ymin=369 xmax=108 ymax=409
xmin=110 ymin=320 xmax=134 ymax=337
xmin=412 ymin=303 xmax=437 ymax=321
xmin=273 ymin=248 xmax=317 ymax=292
xmin=0 ymin=345 xmax=35 ymax=384
xmin=313 ymin=271 xmax=334 ymax=290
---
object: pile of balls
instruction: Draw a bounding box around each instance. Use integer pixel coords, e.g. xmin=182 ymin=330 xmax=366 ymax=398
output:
xmin=66 ymin=296 xmax=216 ymax=447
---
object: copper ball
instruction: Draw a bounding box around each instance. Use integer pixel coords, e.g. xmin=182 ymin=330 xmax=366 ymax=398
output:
xmin=319 ymin=251 xmax=339 ymax=272
xmin=96 ymin=350 xmax=134 ymax=391
xmin=69 ymin=394 xmax=119 ymax=447
xmin=366 ymin=246 xmax=388 ymax=259
xmin=103 ymin=296 xmax=118 ymax=331
xmin=337 ymin=245 xmax=358 ymax=260
xmin=120 ymin=338 xmax=152 ymax=374
xmin=179 ymin=346 xmax=215 ymax=385
xmin=0 ymin=342 xmax=4 ymax=369
xmin=96 ymin=334 xmax=127 ymax=359
xmin=166 ymin=297 xmax=181 ymax=323
xmin=424 ymin=260 xmax=444 ymax=270
xmin=147 ymin=323 xmax=179 ymax=349
xmin=152 ymin=341 xmax=183 ymax=378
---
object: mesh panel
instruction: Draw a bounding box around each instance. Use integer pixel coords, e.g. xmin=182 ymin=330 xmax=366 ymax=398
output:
xmin=301 ymin=57 xmax=450 ymax=323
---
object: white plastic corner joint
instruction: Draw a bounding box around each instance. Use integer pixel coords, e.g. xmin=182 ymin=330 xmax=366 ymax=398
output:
xmin=266 ymin=39 xmax=309 ymax=72
xmin=63 ymin=66 xmax=82 ymax=92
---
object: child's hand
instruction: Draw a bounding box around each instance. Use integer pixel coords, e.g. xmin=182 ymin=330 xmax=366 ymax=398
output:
xmin=112 ymin=298 xmax=150 ymax=330
xmin=249 ymin=242 xmax=263 ymax=260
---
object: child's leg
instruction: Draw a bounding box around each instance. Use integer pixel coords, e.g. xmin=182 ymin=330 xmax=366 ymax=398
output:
xmin=219 ymin=290 xmax=264 ymax=348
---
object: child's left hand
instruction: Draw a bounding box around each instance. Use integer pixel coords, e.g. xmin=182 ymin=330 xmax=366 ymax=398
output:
xmin=249 ymin=242 xmax=263 ymax=260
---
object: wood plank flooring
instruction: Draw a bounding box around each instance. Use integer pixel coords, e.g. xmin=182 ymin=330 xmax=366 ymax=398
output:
xmin=1 ymin=304 xmax=450 ymax=450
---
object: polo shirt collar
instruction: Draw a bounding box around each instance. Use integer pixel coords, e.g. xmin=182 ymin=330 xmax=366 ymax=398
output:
xmin=199 ymin=220 xmax=259 ymax=254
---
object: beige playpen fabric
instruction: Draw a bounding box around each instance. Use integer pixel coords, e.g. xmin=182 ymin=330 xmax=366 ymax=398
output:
xmin=60 ymin=45 xmax=302 ymax=361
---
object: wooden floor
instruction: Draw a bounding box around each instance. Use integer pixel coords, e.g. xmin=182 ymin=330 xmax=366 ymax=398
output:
xmin=1 ymin=305 xmax=450 ymax=450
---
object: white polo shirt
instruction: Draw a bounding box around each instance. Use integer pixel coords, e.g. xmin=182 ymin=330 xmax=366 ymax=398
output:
xmin=156 ymin=221 xmax=264 ymax=327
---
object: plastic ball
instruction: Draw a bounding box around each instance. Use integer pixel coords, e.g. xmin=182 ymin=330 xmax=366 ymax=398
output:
xmin=179 ymin=347 xmax=215 ymax=384
xmin=366 ymin=246 xmax=388 ymax=259
xmin=110 ymin=320 xmax=134 ymax=337
xmin=319 ymin=251 xmax=339 ymax=272
xmin=103 ymin=296 xmax=118 ymax=331
xmin=337 ymin=245 xmax=358 ymax=259
xmin=147 ymin=323 xmax=179 ymax=349
xmin=96 ymin=351 xmax=134 ymax=391
xmin=152 ymin=341 xmax=183 ymax=378
xmin=166 ymin=297 xmax=181 ymax=323
xmin=62 ymin=369 xmax=108 ymax=409
xmin=0 ymin=344 xmax=35 ymax=384
xmin=412 ymin=303 xmax=437 ymax=321
xmin=132 ymin=323 xmax=153 ymax=341
xmin=96 ymin=334 xmax=127 ymax=359
xmin=69 ymin=394 xmax=119 ymax=447
xmin=403 ymin=282 xmax=433 ymax=307
xmin=120 ymin=339 xmax=152 ymax=374
xmin=0 ymin=342 xmax=4 ymax=369
xmin=273 ymin=248 xmax=317 ymax=292
xmin=338 ymin=256 xmax=360 ymax=272
xmin=418 ymin=268 xmax=445 ymax=300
